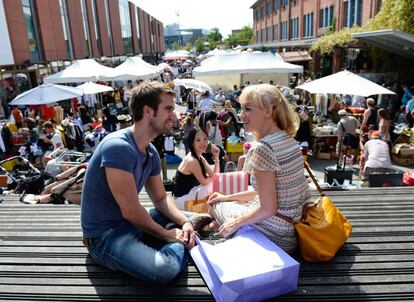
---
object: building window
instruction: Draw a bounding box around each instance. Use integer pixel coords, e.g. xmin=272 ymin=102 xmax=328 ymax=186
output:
xmin=256 ymin=8 xmax=261 ymax=20
xmin=90 ymin=0 xmax=102 ymax=56
xmin=345 ymin=0 xmax=363 ymax=27
xmin=261 ymin=5 xmax=265 ymax=19
xmin=58 ymin=0 xmax=73 ymax=59
xmin=104 ymin=0 xmax=114 ymax=56
xmin=256 ymin=30 xmax=260 ymax=43
xmin=282 ymin=0 xmax=288 ymax=7
xmin=118 ymin=0 xmax=133 ymax=54
xmin=320 ymin=6 xmax=334 ymax=28
xmin=281 ymin=21 xmax=287 ymax=40
xmin=262 ymin=29 xmax=266 ymax=42
xmin=290 ymin=17 xmax=298 ymax=39
xmin=267 ymin=1 xmax=272 ymax=15
xmin=303 ymin=13 xmax=314 ymax=37
xmin=80 ymin=0 xmax=92 ymax=58
xmin=21 ymin=0 xmax=42 ymax=62
xmin=267 ymin=27 xmax=272 ymax=41
xmin=274 ymin=0 xmax=278 ymax=11
xmin=135 ymin=7 xmax=141 ymax=40
xmin=273 ymin=24 xmax=278 ymax=40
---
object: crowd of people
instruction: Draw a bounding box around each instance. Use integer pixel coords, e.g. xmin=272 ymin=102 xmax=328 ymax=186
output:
xmin=1 ymin=58 xmax=413 ymax=285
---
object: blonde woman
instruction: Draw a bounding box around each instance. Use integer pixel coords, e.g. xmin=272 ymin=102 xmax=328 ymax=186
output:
xmin=206 ymin=84 xmax=310 ymax=253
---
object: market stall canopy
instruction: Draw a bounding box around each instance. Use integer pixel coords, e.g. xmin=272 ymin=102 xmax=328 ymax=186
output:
xmin=101 ymin=56 xmax=161 ymax=81
xmin=158 ymin=62 xmax=172 ymax=71
xmin=43 ymin=59 xmax=119 ymax=84
xmin=295 ymin=70 xmax=396 ymax=97
xmin=193 ymin=52 xmax=303 ymax=76
xmin=279 ymin=50 xmax=312 ymax=62
xmin=162 ymin=50 xmax=192 ymax=61
xmin=204 ymin=48 xmax=233 ymax=58
xmin=76 ymin=82 xmax=113 ymax=95
xmin=352 ymin=30 xmax=414 ymax=60
xmin=173 ymin=78 xmax=213 ymax=93
xmin=10 ymin=84 xmax=83 ymax=105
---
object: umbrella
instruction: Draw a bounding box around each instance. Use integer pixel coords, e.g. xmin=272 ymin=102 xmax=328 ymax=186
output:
xmin=295 ymin=70 xmax=396 ymax=97
xmin=76 ymin=82 xmax=113 ymax=95
xmin=10 ymin=84 xmax=83 ymax=105
xmin=173 ymin=78 xmax=213 ymax=93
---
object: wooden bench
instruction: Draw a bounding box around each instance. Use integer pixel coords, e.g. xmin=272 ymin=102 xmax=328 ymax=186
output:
xmin=1 ymin=187 xmax=414 ymax=301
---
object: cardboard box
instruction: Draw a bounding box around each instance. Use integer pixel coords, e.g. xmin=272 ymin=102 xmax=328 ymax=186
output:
xmin=317 ymin=152 xmax=331 ymax=160
xmin=392 ymin=144 xmax=414 ymax=156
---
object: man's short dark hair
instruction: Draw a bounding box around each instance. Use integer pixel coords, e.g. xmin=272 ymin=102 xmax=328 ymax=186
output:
xmin=129 ymin=81 xmax=175 ymax=122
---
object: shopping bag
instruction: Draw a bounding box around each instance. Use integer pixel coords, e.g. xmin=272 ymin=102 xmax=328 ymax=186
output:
xmin=212 ymin=172 xmax=249 ymax=195
xmin=191 ymin=226 xmax=299 ymax=302
xmin=184 ymin=189 xmax=210 ymax=213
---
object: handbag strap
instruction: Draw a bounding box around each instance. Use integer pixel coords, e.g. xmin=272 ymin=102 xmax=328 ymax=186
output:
xmin=304 ymin=161 xmax=325 ymax=197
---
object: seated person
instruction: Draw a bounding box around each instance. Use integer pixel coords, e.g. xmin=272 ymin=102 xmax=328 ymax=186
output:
xmin=173 ymin=127 xmax=220 ymax=210
xmin=204 ymin=84 xmax=310 ymax=253
xmin=361 ymin=130 xmax=393 ymax=180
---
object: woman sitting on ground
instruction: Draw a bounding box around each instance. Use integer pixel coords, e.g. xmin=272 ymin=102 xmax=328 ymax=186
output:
xmin=204 ymin=84 xmax=310 ymax=253
xmin=173 ymin=127 xmax=220 ymax=210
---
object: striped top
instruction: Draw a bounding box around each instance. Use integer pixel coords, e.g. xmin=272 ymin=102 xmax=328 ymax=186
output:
xmin=243 ymin=131 xmax=310 ymax=252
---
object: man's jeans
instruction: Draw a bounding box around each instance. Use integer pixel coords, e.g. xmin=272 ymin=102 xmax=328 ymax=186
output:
xmin=86 ymin=209 xmax=189 ymax=284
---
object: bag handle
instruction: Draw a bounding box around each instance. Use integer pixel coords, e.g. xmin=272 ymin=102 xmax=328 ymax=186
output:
xmin=304 ymin=161 xmax=325 ymax=197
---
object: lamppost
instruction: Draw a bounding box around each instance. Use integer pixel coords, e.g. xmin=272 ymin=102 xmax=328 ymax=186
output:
xmin=175 ymin=9 xmax=181 ymax=46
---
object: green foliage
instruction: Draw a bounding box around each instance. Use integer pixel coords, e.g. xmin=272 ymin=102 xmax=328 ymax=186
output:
xmin=171 ymin=41 xmax=179 ymax=51
xmin=184 ymin=42 xmax=192 ymax=52
xmin=226 ymin=25 xmax=254 ymax=47
xmin=312 ymin=0 xmax=414 ymax=54
xmin=207 ymin=28 xmax=223 ymax=42
xmin=194 ymin=37 xmax=204 ymax=53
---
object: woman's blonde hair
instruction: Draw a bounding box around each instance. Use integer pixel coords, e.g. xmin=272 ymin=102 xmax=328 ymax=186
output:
xmin=239 ymin=84 xmax=299 ymax=136
xmin=224 ymin=100 xmax=232 ymax=108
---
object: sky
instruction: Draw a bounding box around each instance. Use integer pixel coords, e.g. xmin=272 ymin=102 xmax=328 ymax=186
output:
xmin=129 ymin=0 xmax=256 ymax=37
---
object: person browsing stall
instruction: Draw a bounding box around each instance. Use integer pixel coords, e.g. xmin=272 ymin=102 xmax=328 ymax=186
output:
xmin=81 ymin=81 xmax=198 ymax=285
xmin=205 ymin=84 xmax=310 ymax=253
xmin=41 ymin=121 xmax=64 ymax=150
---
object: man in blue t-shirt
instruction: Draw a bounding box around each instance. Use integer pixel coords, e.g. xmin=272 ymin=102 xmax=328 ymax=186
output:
xmin=81 ymin=81 xmax=199 ymax=284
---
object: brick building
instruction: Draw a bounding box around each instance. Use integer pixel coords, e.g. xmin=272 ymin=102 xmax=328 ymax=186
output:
xmin=0 ymin=0 xmax=165 ymax=87
xmin=251 ymin=0 xmax=383 ymax=73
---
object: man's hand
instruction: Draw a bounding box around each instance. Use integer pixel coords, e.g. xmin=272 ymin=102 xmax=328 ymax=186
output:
xmin=181 ymin=222 xmax=196 ymax=249
xmin=207 ymin=192 xmax=228 ymax=205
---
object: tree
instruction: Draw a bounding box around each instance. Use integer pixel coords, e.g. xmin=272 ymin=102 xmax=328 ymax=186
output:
xmin=311 ymin=0 xmax=414 ymax=54
xmin=194 ymin=37 xmax=204 ymax=54
xmin=184 ymin=42 xmax=192 ymax=52
xmin=172 ymin=41 xmax=179 ymax=51
xmin=207 ymin=28 xmax=223 ymax=42
xmin=226 ymin=25 xmax=253 ymax=47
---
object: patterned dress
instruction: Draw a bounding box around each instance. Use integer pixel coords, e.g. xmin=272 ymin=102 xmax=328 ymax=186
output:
xmin=210 ymin=131 xmax=310 ymax=252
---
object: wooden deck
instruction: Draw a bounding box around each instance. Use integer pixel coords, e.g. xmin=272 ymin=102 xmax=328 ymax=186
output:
xmin=1 ymin=187 xmax=414 ymax=301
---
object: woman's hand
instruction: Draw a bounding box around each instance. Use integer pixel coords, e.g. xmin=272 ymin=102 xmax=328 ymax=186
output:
xmin=218 ymin=218 xmax=241 ymax=238
xmin=207 ymin=192 xmax=228 ymax=205
xmin=211 ymin=144 xmax=220 ymax=159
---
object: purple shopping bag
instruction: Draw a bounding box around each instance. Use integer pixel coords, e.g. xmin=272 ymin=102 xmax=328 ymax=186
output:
xmin=190 ymin=226 xmax=299 ymax=302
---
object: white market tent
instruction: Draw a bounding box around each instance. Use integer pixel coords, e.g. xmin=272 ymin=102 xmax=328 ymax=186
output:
xmin=204 ymin=48 xmax=233 ymax=58
xmin=193 ymin=51 xmax=303 ymax=90
xmin=76 ymin=82 xmax=113 ymax=95
xmin=173 ymin=78 xmax=213 ymax=93
xmin=295 ymin=70 xmax=396 ymax=97
xmin=101 ymin=56 xmax=162 ymax=81
xmin=10 ymin=84 xmax=83 ymax=105
xmin=162 ymin=50 xmax=192 ymax=61
xmin=43 ymin=59 xmax=119 ymax=84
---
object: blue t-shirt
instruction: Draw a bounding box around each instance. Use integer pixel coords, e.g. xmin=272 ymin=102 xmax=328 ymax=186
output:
xmin=81 ymin=128 xmax=161 ymax=238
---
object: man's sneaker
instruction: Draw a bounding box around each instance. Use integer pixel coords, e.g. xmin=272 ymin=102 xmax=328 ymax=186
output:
xmin=190 ymin=214 xmax=213 ymax=234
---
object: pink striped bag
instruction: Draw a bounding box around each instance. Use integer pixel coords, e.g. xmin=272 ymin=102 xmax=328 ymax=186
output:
xmin=212 ymin=172 xmax=249 ymax=195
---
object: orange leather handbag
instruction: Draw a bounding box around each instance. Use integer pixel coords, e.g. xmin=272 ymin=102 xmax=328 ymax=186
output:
xmin=184 ymin=189 xmax=210 ymax=213
xmin=278 ymin=162 xmax=352 ymax=262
